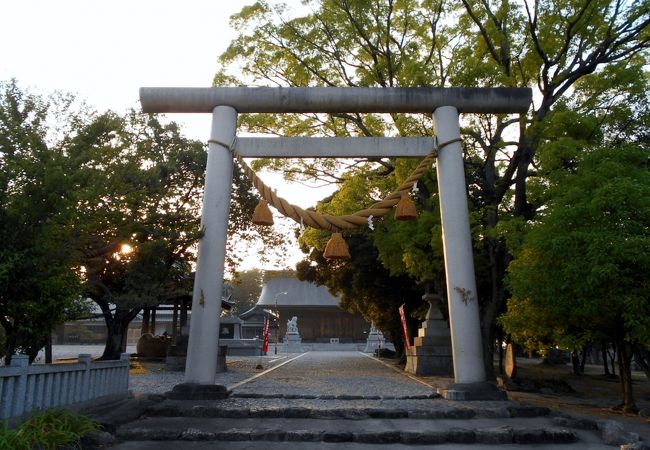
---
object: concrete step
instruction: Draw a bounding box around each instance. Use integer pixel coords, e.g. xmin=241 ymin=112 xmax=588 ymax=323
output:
xmin=116 ymin=416 xmax=580 ymax=445
xmin=145 ymin=400 xmax=550 ymax=420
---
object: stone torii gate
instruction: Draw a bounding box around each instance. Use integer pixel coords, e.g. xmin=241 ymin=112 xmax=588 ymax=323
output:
xmin=140 ymin=87 xmax=531 ymax=399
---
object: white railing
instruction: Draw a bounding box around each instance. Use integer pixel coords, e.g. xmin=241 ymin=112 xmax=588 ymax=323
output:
xmin=0 ymin=353 xmax=129 ymax=420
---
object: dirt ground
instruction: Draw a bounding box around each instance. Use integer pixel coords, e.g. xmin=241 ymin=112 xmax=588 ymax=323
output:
xmin=418 ymin=357 xmax=650 ymax=441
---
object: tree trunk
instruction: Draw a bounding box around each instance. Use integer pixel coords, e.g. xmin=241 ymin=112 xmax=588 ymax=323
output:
xmin=45 ymin=332 xmax=52 ymax=364
xmin=634 ymin=348 xmax=650 ymax=381
xmin=579 ymin=345 xmax=588 ymax=374
xmin=101 ymin=307 xmax=140 ymax=360
xmin=481 ymin=211 xmax=510 ymax=380
xmin=614 ymin=338 xmax=637 ymax=413
xmin=602 ymin=343 xmax=611 ymax=376
xmin=571 ymin=350 xmax=581 ymax=376
xmin=141 ymin=308 xmax=150 ymax=335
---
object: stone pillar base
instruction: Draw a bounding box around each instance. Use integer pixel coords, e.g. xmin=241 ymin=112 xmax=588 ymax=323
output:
xmin=165 ymin=383 xmax=230 ymax=400
xmin=405 ymin=345 xmax=453 ymax=376
xmin=285 ymin=333 xmax=303 ymax=353
xmin=405 ymin=318 xmax=453 ymax=376
xmin=438 ymin=382 xmax=507 ymax=401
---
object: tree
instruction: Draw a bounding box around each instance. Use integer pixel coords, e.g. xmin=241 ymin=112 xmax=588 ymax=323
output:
xmin=296 ymin=232 xmax=423 ymax=358
xmin=216 ymin=0 xmax=650 ymax=376
xmin=0 ymin=81 xmax=86 ymax=363
xmin=230 ymin=268 xmax=265 ymax=314
xmin=71 ymin=112 xmax=283 ymax=359
xmin=502 ymin=145 xmax=650 ymax=412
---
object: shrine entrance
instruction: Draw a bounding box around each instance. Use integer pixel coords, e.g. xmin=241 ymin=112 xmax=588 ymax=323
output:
xmin=140 ymin=86 xmax=531 ymax=398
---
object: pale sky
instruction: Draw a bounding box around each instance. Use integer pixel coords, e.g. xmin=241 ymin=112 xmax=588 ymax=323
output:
xmin=0 ymin=0 xmax=331 ymax=271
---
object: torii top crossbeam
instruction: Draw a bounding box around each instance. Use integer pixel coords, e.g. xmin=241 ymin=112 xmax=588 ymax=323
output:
xmin=140 ymin=87 xmax=531 ymax=114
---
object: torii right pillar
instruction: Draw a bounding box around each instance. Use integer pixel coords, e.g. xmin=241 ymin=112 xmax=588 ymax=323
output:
xmin=433 ymin=106 xmax=506 ymax=400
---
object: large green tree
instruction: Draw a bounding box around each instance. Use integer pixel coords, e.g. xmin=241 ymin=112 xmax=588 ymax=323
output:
xmin=71 ymin=111 xmax=283 ymax=359
xmin=216 ymin=0 xmax=649 ymax=374
xmin=0 ymin=81 xmax=86 ymax=362
xmin=502 ymin=145 xmax=650 ymax=412
xmin=1 ymin=80 xmax=284 ymax=362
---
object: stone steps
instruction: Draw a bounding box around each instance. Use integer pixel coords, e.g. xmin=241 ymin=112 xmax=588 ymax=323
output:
xmin=104 ymin=395 xmax=642 ymax=449
xmin=145 ymin=401 xmax=550 ymax=420
xmin=116 ymin=416 xmax=579 ymax=445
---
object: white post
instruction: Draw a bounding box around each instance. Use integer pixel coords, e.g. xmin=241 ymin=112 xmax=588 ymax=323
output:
xmin=433 ymin=106 xmax=486 ymax=384
xmin=184 ymin=105 xmax=237 ymax=384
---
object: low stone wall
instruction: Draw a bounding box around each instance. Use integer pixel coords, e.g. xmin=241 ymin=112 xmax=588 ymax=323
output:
xmin=0 ymin=353 xmax=129 ymax=420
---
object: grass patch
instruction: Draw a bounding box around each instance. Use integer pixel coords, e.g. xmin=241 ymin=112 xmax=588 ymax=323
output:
xmin=0 ymin=409 xmax=98 ymax=449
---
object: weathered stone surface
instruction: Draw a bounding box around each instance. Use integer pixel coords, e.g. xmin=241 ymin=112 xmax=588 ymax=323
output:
xmin=408 ymin=408 xmax=475 ymax=419
xmin=552 ymin=415 xmax=598 ymax=430
xmin=322 ymin=431 xmax=353 ymax=442
xmin=219 ymin=408 xmax=251 ymax=418
xmin=286 ymin=430 xmax=322 ymax=441
xmin=179 ymin=428 xmax=216 ymax=441
xmin=507 ymin=405 xmax=550 ymax=417
xmin=353 ymin=431 xmax=401 ymax=443
xmin=283 ymin=407 xmax=311 ymax=418
xmin=400 ymin=431 xmax=447 ymax=444
xmin=543 ymin=428 xmax=578 ymax=443
xmin=250 ymin=429 xmax=285 ymax=441
xmin=116 ymin=428 xmax=180 ymax=441
xmin=475 ymin=426 xmax=514 ymax=444
xmin=250 ymin=407 xmax=284 ymax=418
xmin=215 ymin=428 xmax=252 ymax=441
xmin=165 ymin=383 xmax=230 ymax=400
xmin=145 ymin=403 xmax=181 ymax=417
xmin=446 ymin=428 xmax=476 ymax=443
xmin=600 ymin=420 xmax=640 ymax=446
xmin=81 ymin=430 xmax=116 ymax=447
xmin=513 ymin=428 xmax=546 ymax=443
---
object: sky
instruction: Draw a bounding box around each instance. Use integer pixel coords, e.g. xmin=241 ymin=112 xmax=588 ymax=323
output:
xmin=0 ymin=0 xmax=331 ymax=271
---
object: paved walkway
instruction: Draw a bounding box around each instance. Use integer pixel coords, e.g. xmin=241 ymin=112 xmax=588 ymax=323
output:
xmin=231 ymin=351 xmax=434 ymax=397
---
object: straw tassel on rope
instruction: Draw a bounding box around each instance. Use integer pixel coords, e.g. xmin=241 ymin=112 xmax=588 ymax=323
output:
xmin=252 ymin=199 xmax=274 ymax=226
xmin=323 ymin=233 xmax=351 ymax=260
xmin=395 ymin=192 xmax=417 ymax=221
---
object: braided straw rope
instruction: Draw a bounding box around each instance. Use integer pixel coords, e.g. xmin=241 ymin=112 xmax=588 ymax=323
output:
xmin=230 ymin=138 xmax=461 ymax=232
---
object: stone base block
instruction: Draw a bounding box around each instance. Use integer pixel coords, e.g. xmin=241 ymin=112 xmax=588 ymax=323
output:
xmin=285 ymin=334 xmax=303 ymax=353
xmin=405 ymin=345 xmax=453 ymax=376
xmin=438 ymin=382 xmax=507 ymax=401
xmin=165 ymin=383 xmax=230 ymax=400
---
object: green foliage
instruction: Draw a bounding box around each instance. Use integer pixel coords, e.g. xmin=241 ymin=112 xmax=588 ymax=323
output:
xmin=0 ymin=80 xmax=85 ymax=361
xmin=297 ymin=232 xmax=424 ymax=352
xmin=502 ymin=145 xmax=650 ymax=351
xmin=0 ymin=409 xmax=98 ymax=450
xmin=230 ymin=268 xmax=265 ymax=314
xmin=216 ymin=0 xmax=649 ymax=373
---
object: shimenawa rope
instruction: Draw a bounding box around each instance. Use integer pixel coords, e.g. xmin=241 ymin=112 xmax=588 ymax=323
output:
xmin=209 ymin=137 xmax=461 ymax=231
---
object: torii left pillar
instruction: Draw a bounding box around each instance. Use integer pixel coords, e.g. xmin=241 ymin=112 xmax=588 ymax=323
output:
xmin=167 ymin=105 xmax=236 ymax=399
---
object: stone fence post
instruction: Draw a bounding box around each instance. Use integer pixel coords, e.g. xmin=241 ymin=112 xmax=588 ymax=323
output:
xmin=10 ymin=354 xmax=29 ymax=417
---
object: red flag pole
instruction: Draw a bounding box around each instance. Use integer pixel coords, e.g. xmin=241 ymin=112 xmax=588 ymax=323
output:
xmin=398 ymin=304 xmax=411 ymax=350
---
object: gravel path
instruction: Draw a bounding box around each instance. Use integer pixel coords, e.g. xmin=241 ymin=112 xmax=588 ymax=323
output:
xmin=129 ymin=354 xmax=297 ymax=395
xmin=232 ymin=351 xmax=435 ymax=398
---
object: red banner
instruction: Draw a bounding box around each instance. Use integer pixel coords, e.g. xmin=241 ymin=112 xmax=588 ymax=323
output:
xmin=398 ymin=304 xmax=411 ymax=350
xmin=262 ymin=318 xmax=270 ymax=354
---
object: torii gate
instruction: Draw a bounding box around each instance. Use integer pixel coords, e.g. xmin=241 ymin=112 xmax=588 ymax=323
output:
xmin=140 ymin=87 xmax=531 ymax=398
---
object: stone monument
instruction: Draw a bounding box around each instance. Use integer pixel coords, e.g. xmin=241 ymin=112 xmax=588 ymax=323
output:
xmin=364 ymin=323 xmax=386 ymax=353
xmin=284 ymin=316 xmax=303 ymax=353
xmin=405 ymin=289 xmax=453 ymax=375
